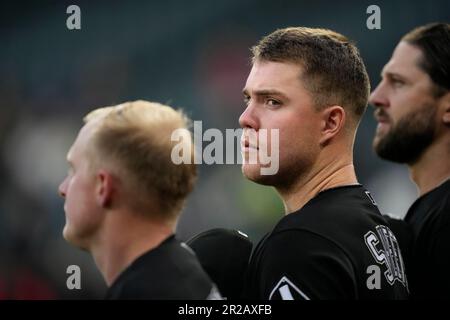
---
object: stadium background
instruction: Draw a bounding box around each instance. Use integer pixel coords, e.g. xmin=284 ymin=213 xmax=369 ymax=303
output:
xmin=0 ymin=0 xmax=448 ymax=298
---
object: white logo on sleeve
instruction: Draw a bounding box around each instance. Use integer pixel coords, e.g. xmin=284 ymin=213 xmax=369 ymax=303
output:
xmin=269 ymin=276 xmax=310 ymax=300
xmin=364 ymin=225 xmax=408 ymax=289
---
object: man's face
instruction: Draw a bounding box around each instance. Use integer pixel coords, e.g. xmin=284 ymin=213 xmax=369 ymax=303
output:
xmin=370 ymin=41 xmax=439 ymax=164
xmin=58 ymin=122 xmax=104 ymax=250
xmin=239 ymin=60 xmax=322 ymax=188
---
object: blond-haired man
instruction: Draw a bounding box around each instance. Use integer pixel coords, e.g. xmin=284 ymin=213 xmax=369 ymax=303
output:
xmin=58 ymin=100 xmax=220 ymax=299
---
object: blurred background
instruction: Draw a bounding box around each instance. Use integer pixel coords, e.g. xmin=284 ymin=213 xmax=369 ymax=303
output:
xmin=0 ymin=0 xmax=448 ymax=299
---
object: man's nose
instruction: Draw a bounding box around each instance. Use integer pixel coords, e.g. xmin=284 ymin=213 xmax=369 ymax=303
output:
xmin=239 ymin=104 xmax=259 ymax=130
xmin=369 ymin=83 xmax=389 ymax=109
xmin=58 ymin=179 xmax=67 ymax=198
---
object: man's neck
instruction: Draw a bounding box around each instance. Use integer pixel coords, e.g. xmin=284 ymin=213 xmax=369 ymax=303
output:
xmin=409 ymin=140 xmax=450 ymax=197
xmin=90 ymin=212 xmax=174 ymax=287
xmin=278 ymin=158 xmax=358 ymax=214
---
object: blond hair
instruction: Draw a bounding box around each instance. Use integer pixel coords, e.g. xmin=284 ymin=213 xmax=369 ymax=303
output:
xmin=84 ymin=100 xmax=196 ymax=219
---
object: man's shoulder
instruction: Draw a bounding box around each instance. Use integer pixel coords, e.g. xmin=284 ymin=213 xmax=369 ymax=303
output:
xmin=248 ymin=229 xmax=356 ymax=299
xmin=265 ymin=185 xmax=405 ymax=282
xmin=273 ymin=185 xmax=386 ymax=244
xmin=261 ymin=228 xmax=350 ymax=262
xmin=253 ymin=221 xmax=408 ymax=299
xmin=407 ymin=179 xmax=450 ymax=232
xmin=106 ymin=237 xmax=215 ymax=299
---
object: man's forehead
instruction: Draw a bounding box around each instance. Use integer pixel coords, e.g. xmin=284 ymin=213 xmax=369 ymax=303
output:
xmin=383 ymin=41 xmax=424 ymax=76
xmin=250 ymin=60 xmax=302 ymax=77
xmin=67 ymin=122 xmax=95 ymax=161
xmin=245 ymin=60 xmax=303 ymax=92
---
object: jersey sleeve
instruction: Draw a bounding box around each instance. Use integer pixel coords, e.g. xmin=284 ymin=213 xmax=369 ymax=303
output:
xmin=429 ymin=222 xmax=450 ymax=298
xmin=382 ymin=215 xmax=414 ymax=270
xmin=257 ymin=229 xmax=357 ymax=300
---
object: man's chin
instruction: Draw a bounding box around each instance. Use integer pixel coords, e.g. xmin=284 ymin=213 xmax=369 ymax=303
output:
xmin=373 ymin=139 xmax=390 ymax=161
xmin=373 ymin=137 xmax=412 ymax=164
xmin=63 ymin=225 xmax=89 ymax=251
xmin=242 ymin=164 xmax=276 ymax=186
xmin=373 ymin=136 xmax=394 ymax=160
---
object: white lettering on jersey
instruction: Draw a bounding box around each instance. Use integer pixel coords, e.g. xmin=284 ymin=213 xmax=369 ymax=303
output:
xmin=364 ymin=225 xmax=408 ymax=289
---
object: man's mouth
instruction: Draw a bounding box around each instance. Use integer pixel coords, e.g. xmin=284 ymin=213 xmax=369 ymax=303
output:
xmin=376 ymin=117 xmax=390 ymax=124
xmin=241 ymin=139 xmax=258 ymax=151
xmin=374 ymin=109 xmax=390 ymax=124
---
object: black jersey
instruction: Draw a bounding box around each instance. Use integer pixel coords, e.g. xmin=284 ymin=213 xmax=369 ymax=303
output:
xmin=242 ymin=185 xmax=409 ymax=300
xmin=105 ymin=235 xmax=222 ymax=300
xmin=403 ymin=178 xmax=450 ymax=299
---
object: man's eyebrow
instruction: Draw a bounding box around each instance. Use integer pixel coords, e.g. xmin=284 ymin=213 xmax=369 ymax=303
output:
xmin=242 ymin=89 xmax=288 ymax=99
xmin=381 ymin=70 xmax=406 ymax=80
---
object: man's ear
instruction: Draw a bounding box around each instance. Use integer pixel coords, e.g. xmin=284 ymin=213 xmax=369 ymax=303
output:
xmin=440 ymin=91 xmax=450 ymax=126
xmin=319 ymin=105 xmax=346 ymax=146
xmin=96 ymin=170 xmax=115 ymax=208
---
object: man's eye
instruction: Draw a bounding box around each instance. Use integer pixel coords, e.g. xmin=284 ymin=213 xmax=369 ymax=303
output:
xmin=243 ymin=96 xmax=250 ymax=105
xmin=267 ymin=99 xmax=281 ymax=107
xmin=391 ymin=79 xmax=405 ymax=87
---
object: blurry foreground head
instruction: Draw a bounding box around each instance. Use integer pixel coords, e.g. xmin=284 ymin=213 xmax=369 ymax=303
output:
xmin=58 ymin=100 xmax=196 ymax=249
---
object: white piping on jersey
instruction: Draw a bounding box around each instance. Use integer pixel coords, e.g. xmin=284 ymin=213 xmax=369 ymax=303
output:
xmin=269 ymin=276 xmax=311 ymax=300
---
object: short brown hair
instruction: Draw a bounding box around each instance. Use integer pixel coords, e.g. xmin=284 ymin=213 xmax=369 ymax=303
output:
xmin=252 ymin=27 xmax=370 ymax=122
xmin=84 ymin=100 xmax=196 ymax=219
xmin=402 ymin=23 xmax=450 ymax=97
